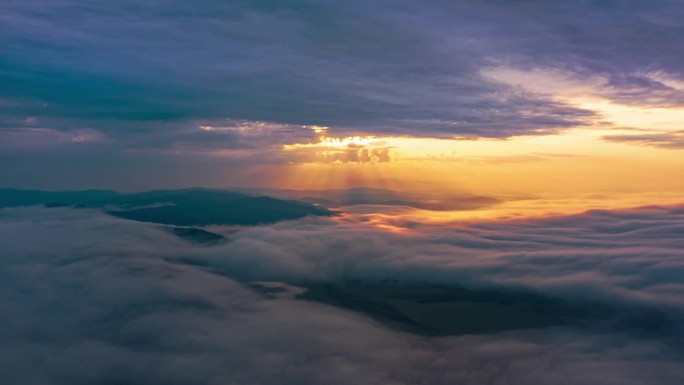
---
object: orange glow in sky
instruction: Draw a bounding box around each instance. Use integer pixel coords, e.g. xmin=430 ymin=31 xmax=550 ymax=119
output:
xmin=270 ymin=100 xmax=684 ymax=222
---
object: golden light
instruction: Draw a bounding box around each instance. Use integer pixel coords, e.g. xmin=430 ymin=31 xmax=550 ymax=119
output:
xmin=270 ymin=67 xmax=684 ymax=223
xmin=192 ymin=71 xmax=684 ymax=223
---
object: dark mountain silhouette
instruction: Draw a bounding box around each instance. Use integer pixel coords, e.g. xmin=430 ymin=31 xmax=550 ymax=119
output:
xmin=0 ymin=188 xmax=333 ymax=226
xmin=105 ymin=190 xmax=332 ymax=226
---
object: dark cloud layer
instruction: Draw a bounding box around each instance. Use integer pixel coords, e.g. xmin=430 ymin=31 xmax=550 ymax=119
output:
xmin=3 ymin=0 xmax=684 ymax=139
xmin=0 ymin=0 xmax=589 ymax=135
xmin=0 ymin=205 xmax=683 ymax=384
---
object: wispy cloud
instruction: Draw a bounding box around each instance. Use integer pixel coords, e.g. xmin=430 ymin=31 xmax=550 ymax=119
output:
xmin=603 ymin=130 xmax=684 ymax=149
xmin=0 ymin=127 xmax=106 ymax=148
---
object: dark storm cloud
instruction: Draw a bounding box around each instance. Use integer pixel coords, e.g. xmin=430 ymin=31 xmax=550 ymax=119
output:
xmin=1 ymin=204 xmax=684 ymax=384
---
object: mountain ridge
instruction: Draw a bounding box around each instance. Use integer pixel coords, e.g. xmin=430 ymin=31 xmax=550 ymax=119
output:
xmin=0 ymin=188 xmax=334 ymax=226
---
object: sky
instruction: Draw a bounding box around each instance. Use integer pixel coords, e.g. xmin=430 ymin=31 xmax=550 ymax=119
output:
xmin=2 ymin=0 xmax=684 ymax=216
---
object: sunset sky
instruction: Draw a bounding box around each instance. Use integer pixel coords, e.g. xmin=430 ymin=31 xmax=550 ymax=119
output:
xmin=3 ymin=0 xmax=684 ymax=219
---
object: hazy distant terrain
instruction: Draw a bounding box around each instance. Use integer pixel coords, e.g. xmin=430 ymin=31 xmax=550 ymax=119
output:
xmin=239 ymin=187 xmax=503 ymax=211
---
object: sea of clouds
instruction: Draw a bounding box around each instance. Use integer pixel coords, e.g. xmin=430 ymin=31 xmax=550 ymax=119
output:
xmin=0 ymin=205 xmax=683 ymax=384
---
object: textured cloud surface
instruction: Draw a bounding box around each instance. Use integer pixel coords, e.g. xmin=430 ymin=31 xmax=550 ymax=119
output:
xmin=2 ymin=1 xmax=684 ymax=153
xmin=1 ymin=205 xmax=683 ymax=384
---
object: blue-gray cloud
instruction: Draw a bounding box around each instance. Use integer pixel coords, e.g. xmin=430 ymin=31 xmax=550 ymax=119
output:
xmin=6 ymin=0 xmax=683 ymax=136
